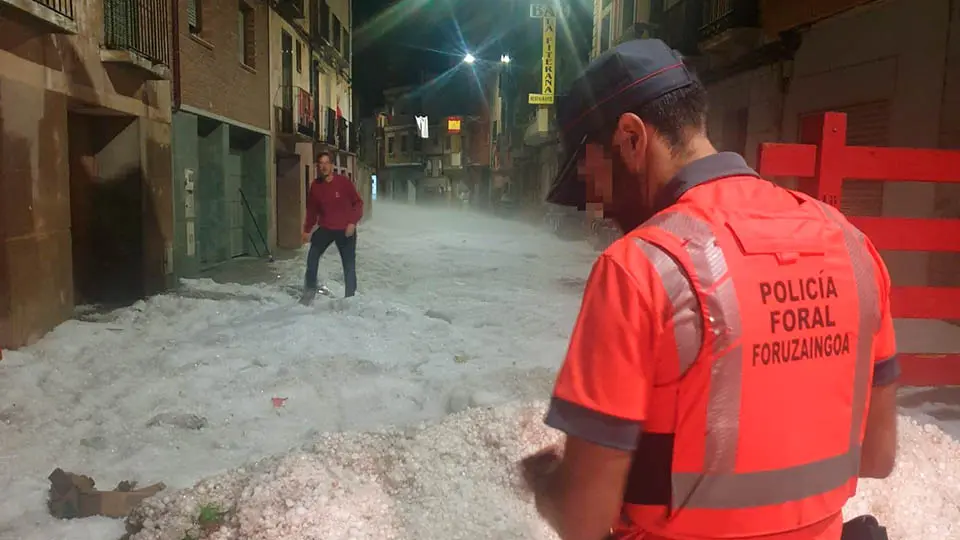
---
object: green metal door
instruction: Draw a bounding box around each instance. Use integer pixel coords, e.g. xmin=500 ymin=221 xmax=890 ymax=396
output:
xmin=226 ymin=151 xmax=246 ymax=258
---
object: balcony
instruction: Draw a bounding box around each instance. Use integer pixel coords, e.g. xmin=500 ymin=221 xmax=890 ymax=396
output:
xmin=615 ymin=21 xmax=656 ymax=46
xmin=311 ymin=0 xmax=331 ymax=45
xmin=651 ymin=0 xmax=760 ymax=60
xmin=336 ymin=118 xmax=347 ymax=152
xmin=276 ymin=0 xmax=303 ymax=20
xmin=1 ymin=0 xmax=77 ymax=33
xmin=275 ymin=87 xmax=315 ymax=141
xmin=352 ymin=123 xmax=361 ymax=155
xmin=698 ymin=0 xmax=761 ymax=57
xmin=655 ymin=0 xmax=704 ymax=56
xmin=321 ymin=107 xmax=336 ymax=146
xmin=341 ymin=121 xmax=359 ymax=154
xmin=101 ymin=0 xmax=172 ymax=79
xmin=523 ymin=107 xmax=557 ymax=147
xmin=761 ymin=0 xmax=871 ymax=36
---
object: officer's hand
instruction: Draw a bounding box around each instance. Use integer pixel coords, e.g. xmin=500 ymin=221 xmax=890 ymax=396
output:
xmin=520 ymin=445 xmax=562 ymax=495
xmin=302 ymin=232 xmax=311 ymax=245
xmin=345 ymin=224 xmax=356 ymax=237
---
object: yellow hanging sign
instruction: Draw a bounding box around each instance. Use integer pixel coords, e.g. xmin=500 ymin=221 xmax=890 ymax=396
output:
xmin=541 ymin=16 xmax=556 ymax=97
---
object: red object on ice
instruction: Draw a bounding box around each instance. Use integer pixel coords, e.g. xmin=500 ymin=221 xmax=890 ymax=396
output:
xmin=757 ymin=112 xmax=960 ymax=387
xmin=272 ymin=397 xmax=288 ymax=408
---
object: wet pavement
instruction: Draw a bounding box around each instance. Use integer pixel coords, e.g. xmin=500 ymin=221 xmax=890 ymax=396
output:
xmin=196 ymin=249 xmax=301 ymax=287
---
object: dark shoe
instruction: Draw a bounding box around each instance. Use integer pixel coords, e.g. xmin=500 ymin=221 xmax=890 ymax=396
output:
xmin=299 ymin=287 xmax=317 ymax=306
xmin=841 ymin=515 xmax=888 ymax=540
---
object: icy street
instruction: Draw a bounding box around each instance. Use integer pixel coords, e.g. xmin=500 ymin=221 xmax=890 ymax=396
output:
xmin=1 ymin=202 xmax=960 ymax=539
xmin=0 ymin=202 xmax=595 ymax=539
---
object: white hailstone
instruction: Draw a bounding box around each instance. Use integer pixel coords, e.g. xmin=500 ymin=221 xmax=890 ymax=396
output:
xmin=125 ymin=403 xmax=960 ymax=540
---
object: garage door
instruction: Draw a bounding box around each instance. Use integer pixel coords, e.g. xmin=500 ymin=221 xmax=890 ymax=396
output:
xmin=800 ymin=101 xmax=889 ymax=216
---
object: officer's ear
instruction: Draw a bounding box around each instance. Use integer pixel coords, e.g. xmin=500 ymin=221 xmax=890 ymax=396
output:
xmin=614 ymin=113 xmax=648 ymax=174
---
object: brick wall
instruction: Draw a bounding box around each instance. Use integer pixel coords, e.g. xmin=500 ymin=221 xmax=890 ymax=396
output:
xmin=179 ymin=0 xmax=271 ymax=130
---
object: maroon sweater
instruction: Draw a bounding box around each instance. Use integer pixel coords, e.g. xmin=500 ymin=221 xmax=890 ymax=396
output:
xmin=303 ymin=174 xmax=364 ymax=233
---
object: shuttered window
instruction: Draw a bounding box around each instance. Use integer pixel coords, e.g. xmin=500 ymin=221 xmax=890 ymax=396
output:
xmin=333 ymin=16 xmax=342 ymax=51
xmin=239 ymin=2 xmax=256 ymax=68
xmin=799 ymin=100 xmax=889 ymax=217
xmin=188 ymin=0 xmax=201 ymax=33
xmin=620 ymin=0 xmax=636 ymax=34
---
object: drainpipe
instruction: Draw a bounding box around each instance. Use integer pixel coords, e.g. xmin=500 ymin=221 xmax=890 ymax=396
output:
xmin=171 ymin=0 xmax=182 ymax=111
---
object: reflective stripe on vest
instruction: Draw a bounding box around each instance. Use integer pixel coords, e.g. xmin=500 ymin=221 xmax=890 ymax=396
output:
xmin=629 ymin=207 xmax=878 ymax=512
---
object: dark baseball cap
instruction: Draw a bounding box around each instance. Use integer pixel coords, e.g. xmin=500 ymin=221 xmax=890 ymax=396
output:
xmin=545 ymin=39 xmax=698 ymax=208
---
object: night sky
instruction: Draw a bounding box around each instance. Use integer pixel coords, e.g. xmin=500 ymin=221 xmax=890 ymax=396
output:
xmin=352 ymin=0 xmax=579 ymax=116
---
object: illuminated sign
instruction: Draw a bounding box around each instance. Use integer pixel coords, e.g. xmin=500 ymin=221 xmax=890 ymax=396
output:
xmin=447 ymin=117 xmax=462 ymax=133
xmin=529 ymin=4 xmax=556 ymax=18
xmin=528 ymin=93 xmax=555 ymax=105
xmin=541 ymin=16 xmax=556 ymax=97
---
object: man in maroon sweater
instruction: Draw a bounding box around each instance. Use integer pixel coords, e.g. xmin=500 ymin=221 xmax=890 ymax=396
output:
xmin=300 ymin=152 xmax=364 ymax=303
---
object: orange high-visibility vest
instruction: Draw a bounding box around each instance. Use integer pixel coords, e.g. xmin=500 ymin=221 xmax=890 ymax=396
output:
xmin=616 ymin=188 xmax=881 ymax=538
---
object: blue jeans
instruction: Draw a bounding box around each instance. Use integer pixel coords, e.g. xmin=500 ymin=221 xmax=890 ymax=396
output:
xmin=304 ymin=227 xmax=357 ymax=297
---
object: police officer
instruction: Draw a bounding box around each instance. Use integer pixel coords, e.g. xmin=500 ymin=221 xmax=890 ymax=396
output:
xmin=520 ymin=39 xmax=898 ymax=540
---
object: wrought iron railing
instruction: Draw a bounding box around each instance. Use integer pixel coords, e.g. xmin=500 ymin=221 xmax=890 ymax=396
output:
xmin=33 ymin=0 xmax=75 ymax=20
xmin=337 ymin=118 xmax=347 ymax=151
xmin=322 ymin=108 xmax=336 ymax=145
xmin=275 ymin=87 xmax=315 ymax=137
xmin=700 ymin=0 xmax=759 ymax=41
xmin=276 ymin=106 xmax=294 ymax=134
xmin=103 ymin=0 xmax=172 ymax=66
xmin=656 ymin=0 xmax=703 ymax=55
xmin=276 ymin=0 xmax=303 ymax=19
xmin=295 ymin=87 xmax=314 ymax=136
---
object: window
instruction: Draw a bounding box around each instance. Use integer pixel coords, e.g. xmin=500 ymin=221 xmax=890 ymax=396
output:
xmin=296 ymin=41 xmax=302 ymax=72
xmin=400 ymin=134 xmax=408 ymax=152
xmin=343 ymin=28 xmax=350 ymax=59
xmin=620 ymin=0 xmax=635 ymax=36
xmin=387 ymin=136 xmax=394 ymax=156
xmin=239 ymin=2 xmax=255 ymax=68
xmin=333 ymin=16 xmax=342 ymax=51
xmin=445 ymin=135 xmax=451 ymax=151
xmin=188 ymin=0 xmax=202 ymax=33
xmin=600 ymin=14 xmax=611 ymax=53
xmin=318 ymin=0 xmax=330 ymax=42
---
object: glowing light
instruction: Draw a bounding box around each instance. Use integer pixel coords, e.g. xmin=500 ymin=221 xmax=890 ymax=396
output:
xmin=500 ymin=54 xmax=511 ymax=64
xmin=464 ymin=53 xmax=476 ymax=64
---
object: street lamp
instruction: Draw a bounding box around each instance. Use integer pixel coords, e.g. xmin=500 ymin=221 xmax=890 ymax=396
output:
xmin=464 ymin=53 xmax=476 ymax=64
xmin=500 ymin=54 xmax=511 ymax=64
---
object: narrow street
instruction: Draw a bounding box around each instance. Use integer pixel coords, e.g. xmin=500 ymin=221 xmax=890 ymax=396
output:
xmin=0 ymin=203 xmax=596 ymax=539
xmin=1 ymin=203 xmax=960 ymax=539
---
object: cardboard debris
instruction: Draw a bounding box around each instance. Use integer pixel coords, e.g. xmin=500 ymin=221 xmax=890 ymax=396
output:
xmin=48 ymin=468 xmax=165 ymax=519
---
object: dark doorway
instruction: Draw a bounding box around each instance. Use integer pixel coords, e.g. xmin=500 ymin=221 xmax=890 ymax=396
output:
xmin=68 ymin=112 xmax=144 ymax=306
